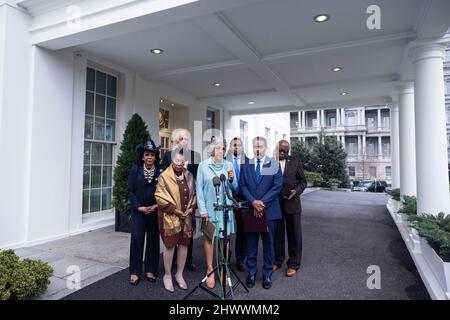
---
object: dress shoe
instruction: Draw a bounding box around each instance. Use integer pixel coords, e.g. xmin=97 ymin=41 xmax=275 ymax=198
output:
xmin=186 ymin=261 xmax=197 ymax=272
xmin=145 ymin=273 xmax=157 ymax=282
xmin=246 ymin=275 xmax=255 ymax=288
xmin=129 ymin=276 xmax=140 ymax=286
xmin=272 ymin=265 xmax=281 ymax=272
xmin=163 ymin=275 xmax=175 ymax=293
xmin=236 ymin=261 xmax=246 ymax=272
xmin=175 ymin=277 xmax=188 ymax=290
xmin=263 ymin=277 xmax=272 ymax=289
xmin=286 ymin=268 xmax=297 ymax=277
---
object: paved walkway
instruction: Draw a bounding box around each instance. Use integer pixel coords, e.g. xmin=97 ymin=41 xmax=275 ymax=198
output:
xmin=13 ymin=188 xmax=429 ymax=300
xmin=62 ymin=190 xmax=429 ymax=300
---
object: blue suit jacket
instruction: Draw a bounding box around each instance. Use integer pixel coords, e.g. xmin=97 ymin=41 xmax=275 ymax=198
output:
xmin=239 ymin=157 xmax=283 ymax=221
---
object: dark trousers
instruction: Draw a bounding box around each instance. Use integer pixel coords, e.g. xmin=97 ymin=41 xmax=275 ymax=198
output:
xmin=246 ymin=220 xmax=277 ymax=279
xmin=274 ymin=208 xmax=302 ymax=270
xmin=129 ymin=211 xmax=160 ymax=276
xmin=234 ymin=209 xmax=246 ymax=263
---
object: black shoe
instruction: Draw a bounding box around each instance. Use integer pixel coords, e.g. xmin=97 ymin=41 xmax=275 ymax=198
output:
xmin=145 ymin=274 xmax=157 ymax=283
xmin=263 ymin=277 xmax=272 ymax=289
xmin=129 ymin=276 xmax=140 ymax=286
xmin=246 ymin=275 xmax=255 ymax=288
xmin=186 ymin=261 xmax=197 ymax=272
xmin=236 ymin=261 xmax=246 ymax=272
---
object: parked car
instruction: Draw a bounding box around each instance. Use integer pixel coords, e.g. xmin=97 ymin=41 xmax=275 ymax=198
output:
xmin=352 ymin=180 xmax=387 ymax=193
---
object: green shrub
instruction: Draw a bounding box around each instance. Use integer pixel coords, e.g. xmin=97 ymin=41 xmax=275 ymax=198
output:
xmin=388 ymin=188 xmax=401 ymax=201
xmin=409 ymin=212 xmax=450 ymax=262
xmin=399 ymin=196 xmax=417 ymax=216
xmin=304 ymin=171 xmax=323 ymax=186
xmin=0 ymin=250 xmax=53 ymax=300
xmin=327 ymin=178 xmax=341 ymax=187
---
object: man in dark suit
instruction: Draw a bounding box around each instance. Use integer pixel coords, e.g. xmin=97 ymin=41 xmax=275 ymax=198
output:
xmin=161 ymin=128 xmax=201 ymax=271
xmin=226 ymin=137 xmax=249 ymax=272
xmin=273 ymin=140 xmax=307 ymax=277
xmin=239 ymin=136 xmax=282 ymax=289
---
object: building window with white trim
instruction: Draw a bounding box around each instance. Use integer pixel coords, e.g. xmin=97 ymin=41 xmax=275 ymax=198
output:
xmin=83 ymin=67 xmax=117 ymax=214
xmin=385 ymin=166 xmax=391 ymax=177
xmin=348 ymin=166 xmax=355 ymax=177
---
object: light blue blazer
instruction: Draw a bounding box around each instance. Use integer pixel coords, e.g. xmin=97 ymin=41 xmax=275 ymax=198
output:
xmin=196 ymin=158 xmax=238 ymax=236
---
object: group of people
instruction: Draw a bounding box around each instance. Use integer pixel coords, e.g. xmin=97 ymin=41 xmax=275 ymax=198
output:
xmin=127 ymin=128 xmax=307 ymax=292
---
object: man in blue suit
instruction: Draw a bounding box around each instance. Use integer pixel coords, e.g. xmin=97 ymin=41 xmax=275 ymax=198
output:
xmin=239 ymin=136 xmax=282 ymax=289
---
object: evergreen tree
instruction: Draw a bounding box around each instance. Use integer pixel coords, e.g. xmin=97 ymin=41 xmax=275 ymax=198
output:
xmin=309 ymin=130 xmax=349 ymax=187
xmin=112 ymin=114 xmax=151 ymax=214
xmin=291 ymin=139 xmax=312 ymax=171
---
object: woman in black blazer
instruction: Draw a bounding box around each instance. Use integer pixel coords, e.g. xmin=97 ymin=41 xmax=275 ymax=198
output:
xmin=128 ymin=139 xmax=163 ymax=286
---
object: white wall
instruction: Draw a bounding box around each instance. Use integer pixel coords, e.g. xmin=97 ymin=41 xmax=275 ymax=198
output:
xmin=27 ymin=47 xmax=75 ymax=242
xmin=0 ymin=4 xmax=32 ymax=248
xmin=225 ymin=113 xmax=290 ymax=158
xmin=0 ymin=32 xmax=212 ymax=247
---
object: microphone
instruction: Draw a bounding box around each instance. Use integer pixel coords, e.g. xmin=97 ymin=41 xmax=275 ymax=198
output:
xmin=213 ymin=176 xmax=221 ymax=203
xmin=220 ymin=174 xmax=237 ymax=204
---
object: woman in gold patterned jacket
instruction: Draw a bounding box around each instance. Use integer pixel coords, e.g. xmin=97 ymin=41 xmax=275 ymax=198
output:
xmin=155 ymin=151 xmax=196 ymax=293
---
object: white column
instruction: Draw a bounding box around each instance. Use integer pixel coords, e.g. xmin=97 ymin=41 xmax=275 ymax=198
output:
xmin=377 ymin=108 xmax=382 ymax=130
xmin=341 ymin=108 xmax=346 ymax=126
xmin=410 ymin=42 xmax=450 ymax=215
xmin=357 ymin=135 xmax=362 ymax=157
xmin=361 ymin=108 xmax=366 ymax=127
xmin=362 ymin=135 xmax=366 ymax=156
xmin=302 ymin=111 xmax=306 ymax=128
xmin=378 ymin=136 xmax=383 ymax=160
xmin=336 ymin=108 xmax=340 ymax=127
xmin=341 ymin=135 xmax=346 ymax=150
xmin=321 ymin=109 xmax=325 ymax=127
xmin=397 ymin=82 xmax=417 ymax=196
xmin=316 ymin=110 xmax=320 ymax=128
xmin=390 ymin=104 xmax=401 ymax=188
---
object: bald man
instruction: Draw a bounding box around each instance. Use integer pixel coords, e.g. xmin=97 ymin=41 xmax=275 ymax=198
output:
xmin=273 ymin=140 xmax=307 ymax=277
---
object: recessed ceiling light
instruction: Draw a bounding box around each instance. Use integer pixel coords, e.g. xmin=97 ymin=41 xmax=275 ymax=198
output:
xmin=341 ymin=92 xmax=349 ymax=96
xmin=248 ymin=101 xmax=255 ymax=105
xmin=150 ymin=48 xmax=164 ymax=54
xmin=332 ymin=66 xmax=343 ymax=72
xmin=314 ymin=14 xmax=330 ymax=23
xmin=213 ymin=82 xmax=221 ymax=87
xmin=160 ymin=99 xmax=163 ymax=103
xmin=171 ymin=103 xmax=174 ymax=106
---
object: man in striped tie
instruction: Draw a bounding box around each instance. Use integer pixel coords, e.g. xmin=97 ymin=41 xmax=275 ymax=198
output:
xmin=226 ymin=137 xmax=249 ymax=272
xmin=238 ymin=136 xmax=282 ymax=289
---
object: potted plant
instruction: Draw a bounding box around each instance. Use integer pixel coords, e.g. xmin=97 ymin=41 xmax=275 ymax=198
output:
xmin=112 ymin=113 xmax=151 ymax=233
xmin=304 ymin=171 xmax=323 ymax=187
xmin=328 ymin=178 xmax=341 ymax=191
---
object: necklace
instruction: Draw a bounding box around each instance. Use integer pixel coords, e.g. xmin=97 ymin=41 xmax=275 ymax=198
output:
xmin=143 ymin=165 xmax=155 ymax=183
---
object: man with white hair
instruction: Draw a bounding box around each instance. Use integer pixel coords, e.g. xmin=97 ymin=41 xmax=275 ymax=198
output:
xmin=161 ymin=128 xmax=201 ymax=271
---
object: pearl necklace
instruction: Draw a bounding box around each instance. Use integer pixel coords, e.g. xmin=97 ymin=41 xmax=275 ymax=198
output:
xmin=143 ymin=165 xmax=155 ymax=183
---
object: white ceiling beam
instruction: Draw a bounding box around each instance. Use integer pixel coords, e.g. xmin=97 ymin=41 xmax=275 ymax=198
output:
xmin=146 ymin=32 xmax=415 ymax=81
xmin=197 ymin=88 xmax=277 ymax=100
xmin=148 ymin=59 xmax=245 ymax=80
xmin=24 ymin=0 xmax=267 ymax=49
xmin=414 ymin=0 xmax=450 ymax=40
xmin=292 ymin=74 xmax=399 ymax=92
xmin=193 ymin=12 xmax=306 ymax=107
xmin=262 ymin=32 xmax=416 ymax=64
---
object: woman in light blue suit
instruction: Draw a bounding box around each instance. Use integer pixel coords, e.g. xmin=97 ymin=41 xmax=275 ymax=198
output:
xmin=196 ymin=137 xmax=238 ymax=288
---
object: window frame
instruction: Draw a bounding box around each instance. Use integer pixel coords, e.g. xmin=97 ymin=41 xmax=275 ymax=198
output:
xmin=83 ymin=64 xmax=119 ymax=215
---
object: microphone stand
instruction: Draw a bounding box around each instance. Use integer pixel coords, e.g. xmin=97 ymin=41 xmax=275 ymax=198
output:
xmin=184 ymin=176 xmax=249 ymax=300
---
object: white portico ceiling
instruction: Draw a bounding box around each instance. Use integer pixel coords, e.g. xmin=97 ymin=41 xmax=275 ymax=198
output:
xmin=25 ymin=0 xmax=450 ymax=113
